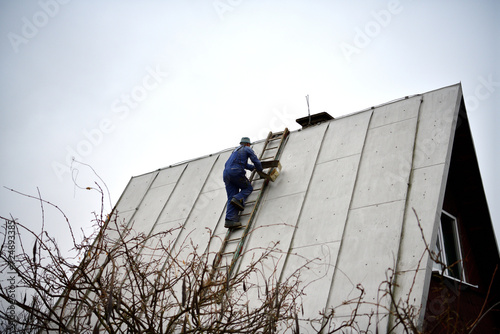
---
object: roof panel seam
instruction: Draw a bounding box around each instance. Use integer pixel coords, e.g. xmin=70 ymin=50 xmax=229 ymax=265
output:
xmin=263 ymin=190 xmax=307 ymax=202
xmin=368 ymin=115 xmax=418 ymax=130
xmin=201 ymin=186 xmax=226 ymax=194
xmin=349 ymin=198 xmax=407 ymax=211
xmin=411 ymin=161 xmax=446 ymax=172
xmin=316 ymin=152 xmax=362 ymax=165
xmin=290 ymin=240 xmax=342 ymax=251
xmin=151 ymin=181 xmax=179 ymax=189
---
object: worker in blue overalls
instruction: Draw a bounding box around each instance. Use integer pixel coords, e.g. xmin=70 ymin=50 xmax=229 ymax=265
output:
xmin=223 ymin=137 xmax=263 ymax=228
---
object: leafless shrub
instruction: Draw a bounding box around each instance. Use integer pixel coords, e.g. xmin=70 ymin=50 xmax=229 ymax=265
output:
xmin=0 ymin=184 xmax=497 ymax=333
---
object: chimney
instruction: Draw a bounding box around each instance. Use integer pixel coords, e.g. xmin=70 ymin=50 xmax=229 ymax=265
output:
xmin=296 ymin=112 xmax=334 ymax=129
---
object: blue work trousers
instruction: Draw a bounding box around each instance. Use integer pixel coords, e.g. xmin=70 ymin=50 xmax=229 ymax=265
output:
xmin=223 ymin=169 xmax=253 ymax=222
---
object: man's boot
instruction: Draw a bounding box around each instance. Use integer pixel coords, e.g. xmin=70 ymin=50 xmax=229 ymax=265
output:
xmin=230 ymin=197 xmax=245 ymax=211
xmin=225 ymin=220 xmax=242 ymax=228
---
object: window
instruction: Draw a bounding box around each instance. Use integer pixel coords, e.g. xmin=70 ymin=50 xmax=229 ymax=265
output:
xmin=432 ymin=211 xmax=465 ymax=281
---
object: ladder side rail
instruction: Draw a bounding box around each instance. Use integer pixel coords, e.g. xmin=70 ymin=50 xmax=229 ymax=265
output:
xmin=227 ymin=178 xmax=268 ymax=278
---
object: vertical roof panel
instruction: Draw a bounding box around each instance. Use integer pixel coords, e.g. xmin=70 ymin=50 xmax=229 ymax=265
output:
xmin=114 ymin=172 xmax=158 ymax=213
xmin=293 ymin=155 xmax=362 ymax=246
xmin=179 ymin=188 xmax=227 ymax=251
xmin=351 ymin=116 xmax=420 ymax=208
xmin=278 ymin=112 xmax=372 ymax=328
xmin=125 ymin=165 xmax=187 ymax=234
xmin=151 ymin=164 xmax=185 ymax=188
xmin=326 ymin=200 xmax=406 ymax=328
xmin=127 ymin=183 xmax=177 ymax=234
xmin=316 ymin=111 xmax=372 ymax=164
xmin=200 ymin=150 xmax=232 ymax=193
xmin=174 ymin=152 xmax=232 ymax=258
xmin=242 ymin=192 xmax=306 ymax=259
xmin=109 ymin=172 xmax=160 ymax=242
xmin=236 ymin=124 xmax=329 ymax=281
xmin=154 ymin=155 xmax=217 ymax=228
xmin=324 ymin=97 xmax=421 ymax=330
xmin=412 ymin=85 xmax=461 ymax=169
xmin=139 ymin=155 xmax=218 ymax=263
xmin=265 ymin=123 xmax=329 ymax=201
xmin=390 ymin=85 xmax=462 ymax=329
xmin=281 ymin=155 xmax=358 ymax=323
xmin=124 ymin=165 xmax=185 ymax=234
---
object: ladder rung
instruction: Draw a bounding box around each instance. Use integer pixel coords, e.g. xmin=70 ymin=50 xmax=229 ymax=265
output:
xmin=222 ymin=251 xmax=235 ymax=256
xmin=264 ymin=146 xmax=279 ymax=151
xmin=252 ymin=187 xmax=263 ymax=191
xmin=227 ymin=238 xmax=241 ymax=242
xmin=245 ymin=200 xmax=256 ymax=205
xmin=260 ymin=157 xmax=274 ymax=161
xmin=269 ymin=136 xmax=283 ymax=141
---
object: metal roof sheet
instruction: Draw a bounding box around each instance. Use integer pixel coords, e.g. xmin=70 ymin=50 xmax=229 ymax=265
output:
xmin=110 ymin=83 xmax=463 ymax=331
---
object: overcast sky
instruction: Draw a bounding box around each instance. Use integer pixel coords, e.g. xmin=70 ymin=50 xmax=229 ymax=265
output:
xmin=1 ymin=1 xmax=499 ymax=255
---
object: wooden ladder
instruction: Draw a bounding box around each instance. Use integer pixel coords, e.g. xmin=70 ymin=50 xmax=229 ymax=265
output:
xmin=210 ymin=129 xmax=290 ymax=283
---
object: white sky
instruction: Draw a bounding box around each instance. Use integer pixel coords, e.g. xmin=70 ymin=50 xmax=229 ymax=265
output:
xmin=0 ymin=0 xmax=499 ymax=255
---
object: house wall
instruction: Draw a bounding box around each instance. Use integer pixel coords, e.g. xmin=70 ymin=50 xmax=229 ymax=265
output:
xmin=423 ymin=101 xmax=500 ymax=332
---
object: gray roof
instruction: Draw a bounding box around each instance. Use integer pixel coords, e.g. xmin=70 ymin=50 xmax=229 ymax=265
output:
xmin=109 ymin=83 xmax=464 ymax=331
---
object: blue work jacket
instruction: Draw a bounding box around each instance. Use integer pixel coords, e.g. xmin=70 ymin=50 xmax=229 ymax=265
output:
xmin=224 ymin=145 xmax=263 ymax=176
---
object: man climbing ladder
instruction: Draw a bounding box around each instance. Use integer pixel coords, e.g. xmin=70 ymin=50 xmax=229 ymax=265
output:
xmin=223 ymin=137 xmax=263 ymax=228
xmin=211 ymin=130 xmax=288 ymax=282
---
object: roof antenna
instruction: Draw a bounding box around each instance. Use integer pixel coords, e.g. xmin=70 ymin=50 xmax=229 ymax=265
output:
xmin=305 ymin=94 xmax=311 ymax=126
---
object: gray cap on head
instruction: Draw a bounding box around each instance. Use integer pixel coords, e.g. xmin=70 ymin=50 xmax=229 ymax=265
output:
xmin=240 ymin=137 xmax=251 ymax=144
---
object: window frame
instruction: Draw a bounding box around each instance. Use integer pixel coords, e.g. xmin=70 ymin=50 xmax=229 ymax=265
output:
xmin=432 ymin=210 xmax=466 ymax=282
